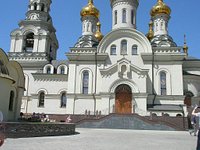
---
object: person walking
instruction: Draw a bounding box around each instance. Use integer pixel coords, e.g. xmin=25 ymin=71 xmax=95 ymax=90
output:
xmin=192 ymin=106 xmax=200 ymax=150
xmin=190 ymin=115 xmax=197 ymax=136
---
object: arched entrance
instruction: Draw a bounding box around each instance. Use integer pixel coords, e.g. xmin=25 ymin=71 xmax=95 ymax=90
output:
xmin=115 ymin=84 xmax=132 ymax=114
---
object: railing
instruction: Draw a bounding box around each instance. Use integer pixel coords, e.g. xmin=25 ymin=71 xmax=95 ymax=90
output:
xmin=70 ymin=48 xmax=96 ymax=53
xmin=8 ymin=52 xmax=48 ymax=59
xmin=153 ymin=48 xmax=181 ymax=53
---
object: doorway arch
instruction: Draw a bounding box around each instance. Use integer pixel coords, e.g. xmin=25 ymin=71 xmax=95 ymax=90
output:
xmin=115 ymin=84 xmax=132 ymax=114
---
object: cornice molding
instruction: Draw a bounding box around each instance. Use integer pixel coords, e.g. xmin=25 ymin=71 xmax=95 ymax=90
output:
xmin=32 ymin=73 xmax=68 ymax=81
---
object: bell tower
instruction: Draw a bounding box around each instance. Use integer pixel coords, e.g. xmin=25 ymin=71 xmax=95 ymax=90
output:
xmin=110 ymin=0 xmax=139 ymax=30
xmin=9 ymin=0 xmax=58 ymax=65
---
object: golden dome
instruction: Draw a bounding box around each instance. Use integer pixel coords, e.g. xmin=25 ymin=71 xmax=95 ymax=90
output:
xmin=150 ymin=0 xmax=171 ymax=17
xmin=95 ymin=22 xmax=103 ymax=41
xmin=81 ymin=0 xmax=100 ymax=18
xmin=146 ymin=21 xmax=154 ymax=41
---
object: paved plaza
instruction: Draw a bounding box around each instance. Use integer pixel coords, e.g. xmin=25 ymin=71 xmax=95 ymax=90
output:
xmin=0 ymin=128 xmax=197 ymax=150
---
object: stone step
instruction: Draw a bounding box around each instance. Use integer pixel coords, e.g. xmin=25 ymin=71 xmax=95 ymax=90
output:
xmin=77 ymin=114 xmax=184 ymax=131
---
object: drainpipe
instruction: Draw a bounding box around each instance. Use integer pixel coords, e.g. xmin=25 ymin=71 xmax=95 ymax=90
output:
xmin=73 ymin=95 xmax=77 ymax=115
xmin=152 ymin=48 xmax=157 ymax=106
xmin=25 ymin=74 xmax=30 ymax=114
xmin=72 ymin=63 xmax=78 ymax=115
xmin=179 ymin=104 xmax=185 ymax=130
xmin=93 ymin=51 xmax=98 ymax=115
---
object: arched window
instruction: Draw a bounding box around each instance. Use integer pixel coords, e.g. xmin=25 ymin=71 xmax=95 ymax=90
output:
xmin=121 ymin=40 xmax=127 ymax=55
xmin=131 ymin=10 xmax=134 ymax=25
xmin=91 ymin=24 xmax=95 ymax=33
xmin=176 ymin=114 xmax=182 ymax=117
xmin=60 ymin=66 xmax=65 ymax=75
xmin=110 ymin=45 xmax=116 ymax=55
xmin=82 ymin=71 xmax=89 ymax=94
xmin=122 ymin=9 xmax=127 ymax=23
xmin=132 ymin=45 xmax=138 ymax=55
xmin=34 ymin=3 xmax=37 ymax=10
xmin=47 ymin=67 xmax=51 ymax=74
xmin=161 ymin=21 xmax=164 ymax=30
xmin=9 ymin=91 xmax=14 ymax=111
xmin=41 ymin=3 xmax=45 ymax=11
xmin=160 ymin=72 xmax=167 ymax=95
xmin=38 ymin=92 xmax=45 ymax=107
xmin=114 ymin=10 xmax=117 ymax=25
xmin=61 ymin=93 xmax=67 ymax=108
xmin=25 ymin=33 xmax=34 ymax=52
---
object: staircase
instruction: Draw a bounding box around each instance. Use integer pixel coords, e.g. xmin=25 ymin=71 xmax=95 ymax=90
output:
xmin=76 ymin=113 xmax=186 ymax=131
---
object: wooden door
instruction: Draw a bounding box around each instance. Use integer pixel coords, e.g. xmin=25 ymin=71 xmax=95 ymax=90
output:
xmin=115 ymin=84 xmax=132 ymax=114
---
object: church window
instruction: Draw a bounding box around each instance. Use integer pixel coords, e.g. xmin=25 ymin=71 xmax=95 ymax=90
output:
xmin=132 ymin=45 xmax=138 ymax=55
xmin=38 ymin=92 xmax=45 ymax=107
xmin=176 ymin=114 xmax=182 ymax=117
xmin=41 ymin=3 xmax=45 ymax=12
xmin=9 ymin=91 xmax=14 ymax=111
xmin=25 ymin=33 xmax=34 ymax=52
xmin=161 ymin=21 xmax=164 ymax=30
xmin=60 ymin=92 xmax=67 ymax=108
xmin=60 ymin=66 xmax=65 ymax=74
xmin=114 ymin=10 xmax=117 ymax=25
xmin=110 ymin=45 xmax=116 ymax=55
xmin=82 ymin=71 xmax=89 ymax=94
xmin=86 ymin=23 xmax=89 ymax=32
xmin=122 ymin=9 xmax=127 ymax=23
xmin=47 ymin=67 xmax=51 ymax=74
xmin=155 ymin=22 xmax=158 ymax=32
xmin=160 ymin=72 xmax=167 ymax=95
xmin=121 ymin=40 xmax=127 ymax=55
xmin=34 ymin=3 xmax=37 ymax=10
xmin=131 ymin=10 xmax=134 ymax=25
xmin=91 ymin=24 xmax=95 ymax=33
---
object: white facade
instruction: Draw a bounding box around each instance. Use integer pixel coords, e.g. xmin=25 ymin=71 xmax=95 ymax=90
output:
xmin=8 ymin=0 xmax=200 ymax=118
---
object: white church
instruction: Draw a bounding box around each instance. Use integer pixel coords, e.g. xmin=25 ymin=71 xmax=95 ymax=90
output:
xmin=7 ymin=0 xmax=200 ymax=118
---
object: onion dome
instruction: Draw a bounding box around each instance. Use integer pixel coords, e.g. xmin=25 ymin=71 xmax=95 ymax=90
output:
xmin=150 ymin=0 xmax=171 ymax=17
xmin=95 ymin=22 xmax=103 ymax=41
xmin=183 ymin=34 xmax=188 ymax=56
xmin=146 ymin=21 xmax=154 ymax=41
xmin=81 ymin=0 xmax=99 ymax=18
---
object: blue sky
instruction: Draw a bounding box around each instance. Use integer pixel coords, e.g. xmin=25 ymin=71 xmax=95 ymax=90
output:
xmin=0 ymin=0 xmax=200 ymax=60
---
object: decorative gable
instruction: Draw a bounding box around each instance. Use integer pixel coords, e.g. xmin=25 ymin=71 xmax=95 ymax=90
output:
xmin=100 ymin=58 xmax=149 ymax=79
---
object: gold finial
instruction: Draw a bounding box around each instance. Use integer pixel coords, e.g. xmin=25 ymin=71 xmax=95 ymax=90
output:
xmin=81 ymin=0 xmax=99 ymax=18
xmin=97 ymin=22 xmax=101 ymax=28
xmin=150 ymin=0 xmax=171 ymax=17
xmin=88 ymin=0 xmax=93 ymax=4
xmin=146 ymin=20 xmax=154 ymax=41
xmin=183 ymin=34 xmax=188 ymax=56
xmin=95 ymin=22 xmax=103 ymax=41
